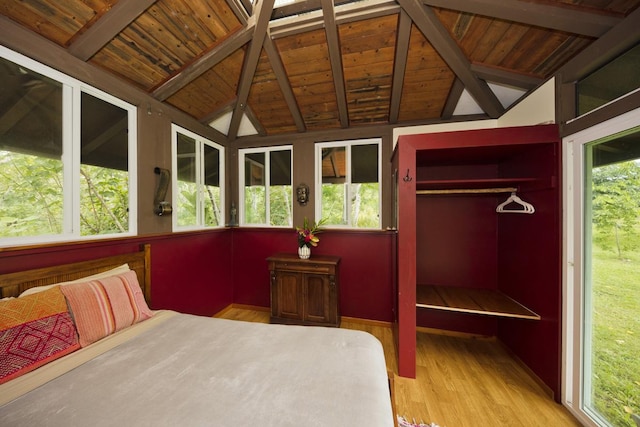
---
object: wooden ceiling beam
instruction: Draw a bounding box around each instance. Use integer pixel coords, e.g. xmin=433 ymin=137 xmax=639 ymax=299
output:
xmin=263 ymin=35 xmax=306 ymax=133
xmin=226 ymin=0 xmax=250 ymax=23
xmin=242 ymin=104 xmax=267 ymax=136
xmin=422 ymin=0 xmax=621 ymax=38
xmin=152 ymin=25 xmax=253 ymax=101
xmin=560 ymin=7 xmax=640 ymax=83
xmin=470 ymin=63 xmax=543 ymax=90
xmin=68 ymin=0 xmax=157 ymax=61
xmin=397 ymin=0 xmax=503 ymax=118
xmin=227 ymin=0 xmax=276 ymax=141
xmin=269 ymin=0 xmax=400 ymax=39
xmin=389 ymin=10 xmax=412 ymax=123
xmin=441 ymin=78 xmax=465 ymax=119
xmin=321 ymin=0 xmax=349 ymax=128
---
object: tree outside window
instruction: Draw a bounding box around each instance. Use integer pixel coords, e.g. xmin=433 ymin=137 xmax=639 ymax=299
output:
xmin=316 ymin=139 xmax=381 ymax=229
xmin=172 ymin=125 xmax=224 ymax=230
xmin=239 ymin=147 xmax=292 ymax=227
xmin=0 ymin=51 xmax=136 ymax=246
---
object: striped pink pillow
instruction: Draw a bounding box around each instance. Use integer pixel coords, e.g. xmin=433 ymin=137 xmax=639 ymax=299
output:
xmin=61 ymin=271 xmax=152 ymax=347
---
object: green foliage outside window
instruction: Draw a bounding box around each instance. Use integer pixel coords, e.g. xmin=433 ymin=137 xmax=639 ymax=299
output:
xmin=0 ymin=151 xmax=63 ymax=237
xmin=0 ymin=151 xmax=129 ymax=238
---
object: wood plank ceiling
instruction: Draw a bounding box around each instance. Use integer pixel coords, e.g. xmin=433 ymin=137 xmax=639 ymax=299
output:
xmin=0 ymin=0 xmax=638 ymax=143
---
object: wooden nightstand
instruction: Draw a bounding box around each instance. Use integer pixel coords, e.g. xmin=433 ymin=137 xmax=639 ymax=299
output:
xmin=267 ymin=252 xmax=340 ymax=327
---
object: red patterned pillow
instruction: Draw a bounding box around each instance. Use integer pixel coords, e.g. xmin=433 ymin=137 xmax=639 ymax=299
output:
xmin=0 ymin=286 xmax=80 ymax=384
xmin=61 ymin=271 xmax=153 ymax=347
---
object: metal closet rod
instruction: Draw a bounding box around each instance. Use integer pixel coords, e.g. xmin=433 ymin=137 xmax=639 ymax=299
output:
xmin=416 ymin=187 xmax=518 ymax=195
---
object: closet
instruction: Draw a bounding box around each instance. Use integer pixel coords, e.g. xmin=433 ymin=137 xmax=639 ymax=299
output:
xmin=392 ymin=124 xmax=562 ymax=399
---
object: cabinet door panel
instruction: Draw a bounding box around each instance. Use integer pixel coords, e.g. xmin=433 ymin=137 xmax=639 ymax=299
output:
xmin=277 ymin=272 xmax=303 ymax=319
xmin=304 ymin=274 xmax=330 ymax=323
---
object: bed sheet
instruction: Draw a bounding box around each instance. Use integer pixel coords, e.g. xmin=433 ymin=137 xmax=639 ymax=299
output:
xmin=0 ymin=311 xmax=394 ymax=427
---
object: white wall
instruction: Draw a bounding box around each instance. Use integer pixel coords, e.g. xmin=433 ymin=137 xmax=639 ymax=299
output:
xmin=392 ymin=77 xmax=556 ymax=147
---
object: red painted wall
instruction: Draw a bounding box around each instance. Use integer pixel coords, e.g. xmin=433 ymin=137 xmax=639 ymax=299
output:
xmin=150 ymin=231 xmax=233 ymax=316
xmin=0 ymin=230 xmax=234 ymax=317
xmin=0 ymin=228 xmax=395 ymax=322
xmin=231 ymin=227 xmax=396 ymax=322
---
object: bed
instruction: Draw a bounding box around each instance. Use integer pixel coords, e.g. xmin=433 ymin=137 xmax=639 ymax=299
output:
xmin=0 ymin=245 xmax=394 ymax=426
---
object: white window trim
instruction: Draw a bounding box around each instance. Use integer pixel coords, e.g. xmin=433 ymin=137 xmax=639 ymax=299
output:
xmin=0 ymin=47 xmax=137 ymax=247
xmin=238 ymin=145 xmax=293 ymax=227
xmin=314 ymin=138 xmax=382 ymax=229
xmin=562 ymin=106 xmax=640 ymax=427
xmin=171 ymin=124 xmax=225 ymax=231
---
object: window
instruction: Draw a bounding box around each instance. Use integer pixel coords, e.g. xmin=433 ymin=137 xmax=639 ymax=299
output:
xmin=239 ymin=146 xmax=292 ymax=226
xmin=577 ymin=43 xmax=640 ymax=117
xmin=171 ymin=125 xmax=224 ymax=230
xmin=315 ymin=138 xmax=381 ymax=228
xmin=0 ymin=47 xmax=137 ymax=246
xmin=563 ymin=108 xmax=640 ymax=427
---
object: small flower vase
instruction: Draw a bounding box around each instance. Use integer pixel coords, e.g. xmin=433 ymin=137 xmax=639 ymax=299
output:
xmin=298 ymin=245 xmax=311 ymax=259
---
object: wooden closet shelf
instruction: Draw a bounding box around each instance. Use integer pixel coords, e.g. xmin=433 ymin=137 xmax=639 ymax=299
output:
xmin=415 ymin=178 xmax=537 ymax=191
xmin=416 ymin=285 xmax=540 ymax=320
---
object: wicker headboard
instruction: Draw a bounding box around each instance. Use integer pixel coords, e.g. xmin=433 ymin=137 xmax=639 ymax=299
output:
xmin=0 ymin=244 xmax=151 ymax=304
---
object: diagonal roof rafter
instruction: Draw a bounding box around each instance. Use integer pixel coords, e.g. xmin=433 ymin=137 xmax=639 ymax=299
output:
xmin=397 ymin=0 xmax=504 ymax=118
xmin=321 ymin=0 xmax=349 ymax=129
xmin=68 ymin=0 xmax=158 ymax=61
xmin=422 ymin=0 xmax=622 ymax=38
xmin=227 ymin=0 xmax=276 ymax=141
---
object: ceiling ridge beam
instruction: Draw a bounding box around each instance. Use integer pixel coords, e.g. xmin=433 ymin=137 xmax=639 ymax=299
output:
xmin=228 ymin=0 xmax=276 ymax=141
xmin=470 ymin=63 xmax=543 ymax=90
xmin=421 ymin=0 xmax=621 ymax=38
xmin=68 ymin=0 xmax=157 ymax=61
xmin=270 ymin=0 xmax=400 ymax=39
xmin=321 ymin=0 xmax=349 ymax=128
xmin=152 ymin=25 xmax=253 ymax=101
xmin=263 ymin=34 xmax=306 ymax=133
xmin=397 ymin=0 xmax=503 ymax=118
xmin=389 ymin=10 xmax=412 ymax=123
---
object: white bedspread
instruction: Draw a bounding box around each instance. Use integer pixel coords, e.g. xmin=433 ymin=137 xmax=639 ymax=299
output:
xmin=0 ymin=311 xmax=394 ymax=426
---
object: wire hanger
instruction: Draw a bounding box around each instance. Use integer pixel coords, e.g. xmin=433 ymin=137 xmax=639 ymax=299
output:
xmin=496 ymin=192 xmax=535 ymax=214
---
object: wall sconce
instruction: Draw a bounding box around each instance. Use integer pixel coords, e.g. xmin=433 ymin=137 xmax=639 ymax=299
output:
xmin=296 ymin=183 xmax=309 ymax=206
xmin=153 ymin=167 xmax=173 ymax=216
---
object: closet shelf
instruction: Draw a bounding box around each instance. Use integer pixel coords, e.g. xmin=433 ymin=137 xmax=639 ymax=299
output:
xmin=416 ymin=177 xmax=539 ymax=192
xmin=416 ymin=285 xmax=540 ymax=320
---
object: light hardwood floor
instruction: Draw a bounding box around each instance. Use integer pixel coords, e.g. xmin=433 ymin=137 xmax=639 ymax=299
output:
xmin=216 ymin=306 xmax=582 ymax=427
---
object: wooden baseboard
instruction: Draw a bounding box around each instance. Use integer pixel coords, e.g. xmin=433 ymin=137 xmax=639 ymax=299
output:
xmin=416 ymin=325 xmax=494 ymax=340
xmin=213 ymin=303 xmax=270 ymax=318
xmin=341 ymin=316 xmax=393 ymax=328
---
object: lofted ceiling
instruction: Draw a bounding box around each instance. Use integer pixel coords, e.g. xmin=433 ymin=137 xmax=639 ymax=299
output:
xmin=0 ymin=0 xmax=639 ymax=143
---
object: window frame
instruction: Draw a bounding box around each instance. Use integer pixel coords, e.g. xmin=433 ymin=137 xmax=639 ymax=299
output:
xmin=171 ymin=124 xmax=225 ymax=231
xmin=562 ymin=106 xmax=640 ymax=427
xmin=0 ymin=46 xmax=137 ymax=248
xmin=238 ymin=145 xmax=293 ymax=227
xmin=314 ymin=138 xmax=382 ymax=229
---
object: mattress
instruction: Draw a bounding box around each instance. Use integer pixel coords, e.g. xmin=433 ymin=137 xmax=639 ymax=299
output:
xmin=0 ymin=311 xmax=394 ymax=426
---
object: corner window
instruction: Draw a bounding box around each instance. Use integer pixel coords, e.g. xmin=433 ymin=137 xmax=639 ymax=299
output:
xmin=577 ymin=43 xmax=640 ymax=117
xmin=315 ymin=138 xmax=381 ymax=229
xmin=239 ymin=146 xmax=292 ymax=227
xmin=171 ymin=125 xmax=224 ymax=230
xmin=0 ymin=48 xmax=137 ymax=246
